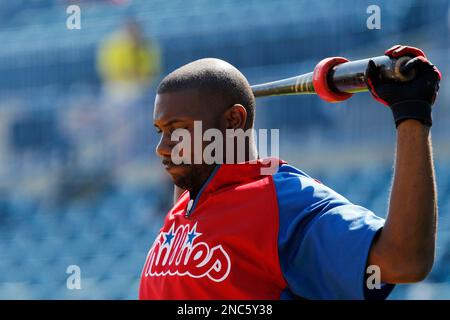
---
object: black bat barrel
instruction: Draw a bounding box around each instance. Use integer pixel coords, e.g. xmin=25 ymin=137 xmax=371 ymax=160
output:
xmin=330 ymin=55 xmax=413 ymax=94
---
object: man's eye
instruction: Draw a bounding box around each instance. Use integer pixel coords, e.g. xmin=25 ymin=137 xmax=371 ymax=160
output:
xmin=155 ymin=128 xmax=162 ymax=134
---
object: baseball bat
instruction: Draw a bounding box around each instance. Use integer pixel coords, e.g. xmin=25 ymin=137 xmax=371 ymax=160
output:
xmin=251 ymin=55 xmax=415 ymax=102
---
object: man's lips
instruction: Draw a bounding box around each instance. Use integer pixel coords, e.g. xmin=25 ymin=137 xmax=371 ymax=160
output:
xmin=162 ymin=160 xmax=188 ymax=170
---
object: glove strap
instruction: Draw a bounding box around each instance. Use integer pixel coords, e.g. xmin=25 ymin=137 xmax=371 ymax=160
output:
xmin=390 ymin=100 xmax=432 ymax=128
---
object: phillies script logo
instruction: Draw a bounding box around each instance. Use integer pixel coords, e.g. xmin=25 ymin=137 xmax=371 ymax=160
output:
xmin=142 ymin=222 xmax=231 ymax=282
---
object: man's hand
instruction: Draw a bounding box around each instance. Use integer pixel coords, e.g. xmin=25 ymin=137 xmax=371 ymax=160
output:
xmin=365 ymin=45 xmax=441 ymax=127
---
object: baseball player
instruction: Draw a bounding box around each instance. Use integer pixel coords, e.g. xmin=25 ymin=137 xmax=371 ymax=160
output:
xmin=139 ymin=45 xmax=441 ymax=299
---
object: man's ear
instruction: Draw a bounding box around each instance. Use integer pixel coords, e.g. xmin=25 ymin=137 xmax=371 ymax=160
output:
xmin=224 ymin=104 xmax=247 ymax=130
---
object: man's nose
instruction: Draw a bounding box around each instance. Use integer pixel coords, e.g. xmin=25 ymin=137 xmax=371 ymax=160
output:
xmin=156 ymin=133 xmax=173 ymax=158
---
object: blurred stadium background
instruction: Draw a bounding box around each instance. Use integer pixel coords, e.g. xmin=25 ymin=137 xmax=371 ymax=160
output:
xmin=0 ymin=0 xmax=449 ymax=299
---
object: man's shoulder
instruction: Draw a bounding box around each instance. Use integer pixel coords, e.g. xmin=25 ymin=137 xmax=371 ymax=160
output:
xmin=271 ymin=163 xmax=350 ymax=209
xmin=272 ymin=163 xmax=324 ymax=187
xmin=273 ymin=163 xmax=313 ymax=179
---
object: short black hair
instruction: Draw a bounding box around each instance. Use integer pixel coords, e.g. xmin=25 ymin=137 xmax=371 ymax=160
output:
xmin=157 ymin=58 xmax=255 ymax=129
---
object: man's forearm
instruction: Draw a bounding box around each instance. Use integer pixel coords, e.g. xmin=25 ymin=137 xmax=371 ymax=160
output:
xmin=369 ymin=119 xmax=437 ymax=283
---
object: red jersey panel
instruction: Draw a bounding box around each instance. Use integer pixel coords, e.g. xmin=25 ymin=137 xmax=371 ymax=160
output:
xmin=139 ymin=160 xmax=287 ymax=299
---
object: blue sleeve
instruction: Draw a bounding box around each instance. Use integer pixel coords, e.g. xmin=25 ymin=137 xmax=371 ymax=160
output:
xmin=273 ymin=164 xmax=395 ymax=300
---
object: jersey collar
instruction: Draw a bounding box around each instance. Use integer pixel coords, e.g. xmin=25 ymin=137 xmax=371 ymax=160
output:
xmin=184 ymin=158 xmax=286 ymax=217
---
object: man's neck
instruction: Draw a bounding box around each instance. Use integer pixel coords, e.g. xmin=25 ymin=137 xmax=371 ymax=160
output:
xmin=189 ymin=140 xmax=258 ymax=200
xmin=189 ymin=164 xmax=217 ymax=201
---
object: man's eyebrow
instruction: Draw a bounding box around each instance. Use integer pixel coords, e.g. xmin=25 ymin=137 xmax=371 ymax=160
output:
xmin=154 ymin=118 xmax=189 ymax=128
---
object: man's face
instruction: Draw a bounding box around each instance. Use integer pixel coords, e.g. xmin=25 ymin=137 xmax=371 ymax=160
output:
xmin=153 ymin=89 xmax=223 ymax=192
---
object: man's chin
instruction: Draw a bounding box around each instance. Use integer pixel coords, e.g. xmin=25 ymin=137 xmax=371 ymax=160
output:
xmin=164 ymin=164 xmax=191 ymax=184
xmin=163 ymin=163 xmax=215 ymax=192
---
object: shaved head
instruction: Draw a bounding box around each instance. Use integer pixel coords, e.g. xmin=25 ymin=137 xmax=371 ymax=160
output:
xmin=157 ymin=58 xmax=255 ymax=129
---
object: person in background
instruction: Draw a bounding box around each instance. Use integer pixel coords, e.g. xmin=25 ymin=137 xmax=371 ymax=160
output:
xmin=97 ymin=19 xmax=162 ymax=166
xmin=97 ymin=18 xmax=162 ymax=104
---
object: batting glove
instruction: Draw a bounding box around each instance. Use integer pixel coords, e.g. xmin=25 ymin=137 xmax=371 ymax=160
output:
xmin=365 ymin=45 xmax=442 ymax=127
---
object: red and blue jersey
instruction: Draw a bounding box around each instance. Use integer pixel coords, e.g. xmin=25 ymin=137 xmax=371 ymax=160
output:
xmin=139 ymin=158 xmax=394 ymax=300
